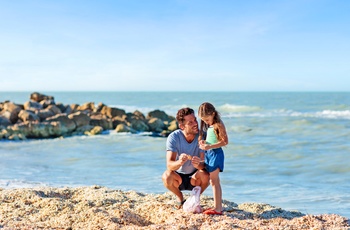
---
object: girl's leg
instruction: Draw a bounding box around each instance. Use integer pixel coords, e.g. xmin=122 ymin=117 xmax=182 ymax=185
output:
xmin=209 ymin=168 xmax=222 ymax=212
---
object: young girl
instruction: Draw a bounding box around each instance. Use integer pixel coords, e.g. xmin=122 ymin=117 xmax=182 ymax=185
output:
xmin=198 ymin=102 xmax=228 ymax=215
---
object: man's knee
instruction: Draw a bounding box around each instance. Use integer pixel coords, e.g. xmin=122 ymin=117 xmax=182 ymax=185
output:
xmin=162 ymin=171 xmax=170 ymax=183
xmin=192 ymin=170 xmax=209 ymax=185
xmin=198 ymin=170 xmax=210 ymax=181
xmin=162 ymin=170 xmax=175 ymax=186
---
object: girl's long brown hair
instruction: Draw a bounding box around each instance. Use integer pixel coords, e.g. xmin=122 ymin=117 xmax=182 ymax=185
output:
xmin=198 ymin=102 xmax=223 ymax=142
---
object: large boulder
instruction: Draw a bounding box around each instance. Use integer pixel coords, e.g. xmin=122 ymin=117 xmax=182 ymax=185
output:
xmin=23 ymin=101 xmax=43 ymax=111
xmin=147 ymin=109 xmax=171 ymax=122
xmin=46 ymin=105 xmax=62 ymax=115
xmin=46 ymin=114 xmax=77 ymax=133
xmin=40 ymin=99 xmax=55 ymax=108
xmin=100 ymin=106 xmax=126 ymax=118
xmin=147 ymin=117 xmax=166 ymax=133
xmin=33 ymin=105 xmax=61 ymax=121
xmin=90 ymin=118 xmax=113 ymax=130
xmin=18 ymin=110 xmax=41 ymax=123
xmin=30 ymin=92 xmax=54 ymax=103
xmin=167 ymin=119 xmax=178 ymax=132
xmin=115 ymin=124 xmax=136 ymax=133
xmin=11 ymin=121 xmax=63 ymax=138
xmin=35 ymin=109 xmax=55 ymax=121
xmin=0 ymin=115 xmax=12 ymax=127
xmin=2 ymin=102 xmax=22 ymax=124
xmin=68 ymin=112 xmax=91 ymax=127
xmin=85 ymin=126 xmax=103 ymax=135
xmin=77 ymin=102 xmax=95 ymax=112
xmin=55 ymin=103 xmax=68 ymax=114
xmin=133 ymin=110 xmax=146 ymax=120
xmin=129 ymin=119 xmax=149 ymax=132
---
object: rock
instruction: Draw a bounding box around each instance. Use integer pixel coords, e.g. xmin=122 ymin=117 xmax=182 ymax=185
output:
xmin=46 ymin=114 xmax=77 ymax=133
xmin=112 ymin=116 xmax=127 ymax=129
xmin=133 ymin=110 xmax=146 ymax=120
xmin=0 ymin=115 xmax=12 ymax=127
xmin=55 ymin=103 xmax=68 ymax=113
xmin=23 ymin=101 xmax=43 ymax=111
xmin=89 ymin=113 xmax=113 ymax=130
xmin=167 ymin=119 xmax=178 ymax=132
xmin=147 ymin=117 xmax=165 ymax=133
xmin=40 ymin=99 xmax=55 ymax=108
xmin=0 ymin=128 xmax=10 ymax=139
xmin=77 ymin=102 xmax=95 ymax=112
xmin=73 ymin=125 xmax=95 ymax=135
xmin=85 ymin=126 xmax=103 ymax=135
xmin=68 ymin=112 xmax=91 ymax=127
xmin=100 ymin=106 xmax=126 ymax=118
xmin=11 ymin=121 xmax=63 ymax=138
xmin=30 ymin=92 xmax=54 ymax=102
xmin=46 ymin=105 xmax=62 ymax=115
xmin=35 ymin=108 xmax=55 ymax=121
xmin=2 ymin=102 xmax=22 ymax=124
xmin=147 ymin=109 xmax=171 ymax=122
xmin=18 ymin=110 xmax=41 ymax=123
xmin=115 ymin=123 xmax=137 ymax=133
xmin=129 ymin=119 xmax=149 ymax=132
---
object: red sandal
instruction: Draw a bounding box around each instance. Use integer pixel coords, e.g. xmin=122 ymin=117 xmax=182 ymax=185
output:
xmin=203 ymin=209 xmax=222 ymax=215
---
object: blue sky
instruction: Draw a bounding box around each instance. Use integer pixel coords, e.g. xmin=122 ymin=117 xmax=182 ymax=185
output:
xmin=0 ymin=0 xmax=349 ymax=92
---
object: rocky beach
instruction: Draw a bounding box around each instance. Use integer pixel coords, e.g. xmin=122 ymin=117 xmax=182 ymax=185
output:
xmin=0 ymin=186 xmax=349 ymax=229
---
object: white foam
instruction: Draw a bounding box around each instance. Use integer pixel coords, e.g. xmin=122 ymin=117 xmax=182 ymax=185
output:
xmin=0 ymin=179 xmax=48 ymax=189
xmin=219 ymin=103 xmax=262 ymax=113
xmin=315 ymin=110 xmax=350 ymax=119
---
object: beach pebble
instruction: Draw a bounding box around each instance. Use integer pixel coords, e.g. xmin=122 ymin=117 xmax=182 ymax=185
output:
xmin=0 ymin=186 xmax=348 ymax=229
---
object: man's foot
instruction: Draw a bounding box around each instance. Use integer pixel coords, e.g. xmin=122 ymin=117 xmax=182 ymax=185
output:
xmin=177 ymin=199 xmax=186 ymax=209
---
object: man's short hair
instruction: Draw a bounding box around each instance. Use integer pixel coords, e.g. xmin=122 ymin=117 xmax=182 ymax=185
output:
xmin=176 ymin=107 xmax=194 ymax=125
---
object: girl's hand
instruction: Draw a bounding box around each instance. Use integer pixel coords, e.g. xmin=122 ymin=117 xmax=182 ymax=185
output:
xmin=199 ymin=141 xmax=211 ymax=150
xmin=199 ymin=140 xmax=206 ymax=145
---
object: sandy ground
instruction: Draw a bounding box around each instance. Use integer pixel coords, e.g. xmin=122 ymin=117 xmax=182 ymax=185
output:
xmin=0 ymin=186 xmax=349 ymax=229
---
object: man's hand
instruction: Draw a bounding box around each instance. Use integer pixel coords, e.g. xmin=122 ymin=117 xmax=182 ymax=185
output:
xmin=191 ymin=156 xmax=204 ymax=169
xmin=178 ymin=153 xmax=189 ymax=165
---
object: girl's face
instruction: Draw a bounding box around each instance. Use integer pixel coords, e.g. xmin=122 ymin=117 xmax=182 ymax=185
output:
xmin=200 ymin=113 xmax=214 ymax=126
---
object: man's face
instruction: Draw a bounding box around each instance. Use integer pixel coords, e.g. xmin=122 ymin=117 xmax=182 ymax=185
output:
xmin=181 ymin=113 xmax=199 ymax=135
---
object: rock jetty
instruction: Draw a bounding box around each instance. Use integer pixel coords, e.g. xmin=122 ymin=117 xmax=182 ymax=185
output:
xmin=0 ymin=92 xmax=178 ymax=140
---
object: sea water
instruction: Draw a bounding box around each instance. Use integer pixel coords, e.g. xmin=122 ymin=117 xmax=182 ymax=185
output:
xmin=0 ymin=91 xmax=349 ymax=218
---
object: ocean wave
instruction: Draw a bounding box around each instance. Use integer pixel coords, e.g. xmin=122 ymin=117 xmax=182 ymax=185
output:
xmin=0 ymin=179 xmax=48 ymax=189
xmin=314 ymin=110 xmax=350 ymax=119
xmin=225 ymin=109 xmax=350 ymax=120
xmin=218 ymin=103 xmax=262 ymax=113
xmin=105 ymin=103 xmax=350 ymax=120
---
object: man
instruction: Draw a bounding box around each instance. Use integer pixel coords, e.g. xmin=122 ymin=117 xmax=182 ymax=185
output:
xmin=162 ymin=107 xmax=210 ymax=208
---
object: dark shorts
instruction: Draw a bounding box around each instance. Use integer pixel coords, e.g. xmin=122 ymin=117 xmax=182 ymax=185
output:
xmin=176 ymin=170 xmax=197 ymax=191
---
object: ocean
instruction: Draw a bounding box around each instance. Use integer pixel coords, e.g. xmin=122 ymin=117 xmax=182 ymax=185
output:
xmin=1 ymin=91 xmax=349 ymax=218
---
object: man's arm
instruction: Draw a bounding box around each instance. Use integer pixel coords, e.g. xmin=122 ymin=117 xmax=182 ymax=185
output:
xmin=166 ymin=150 xmax=188 ymax=171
